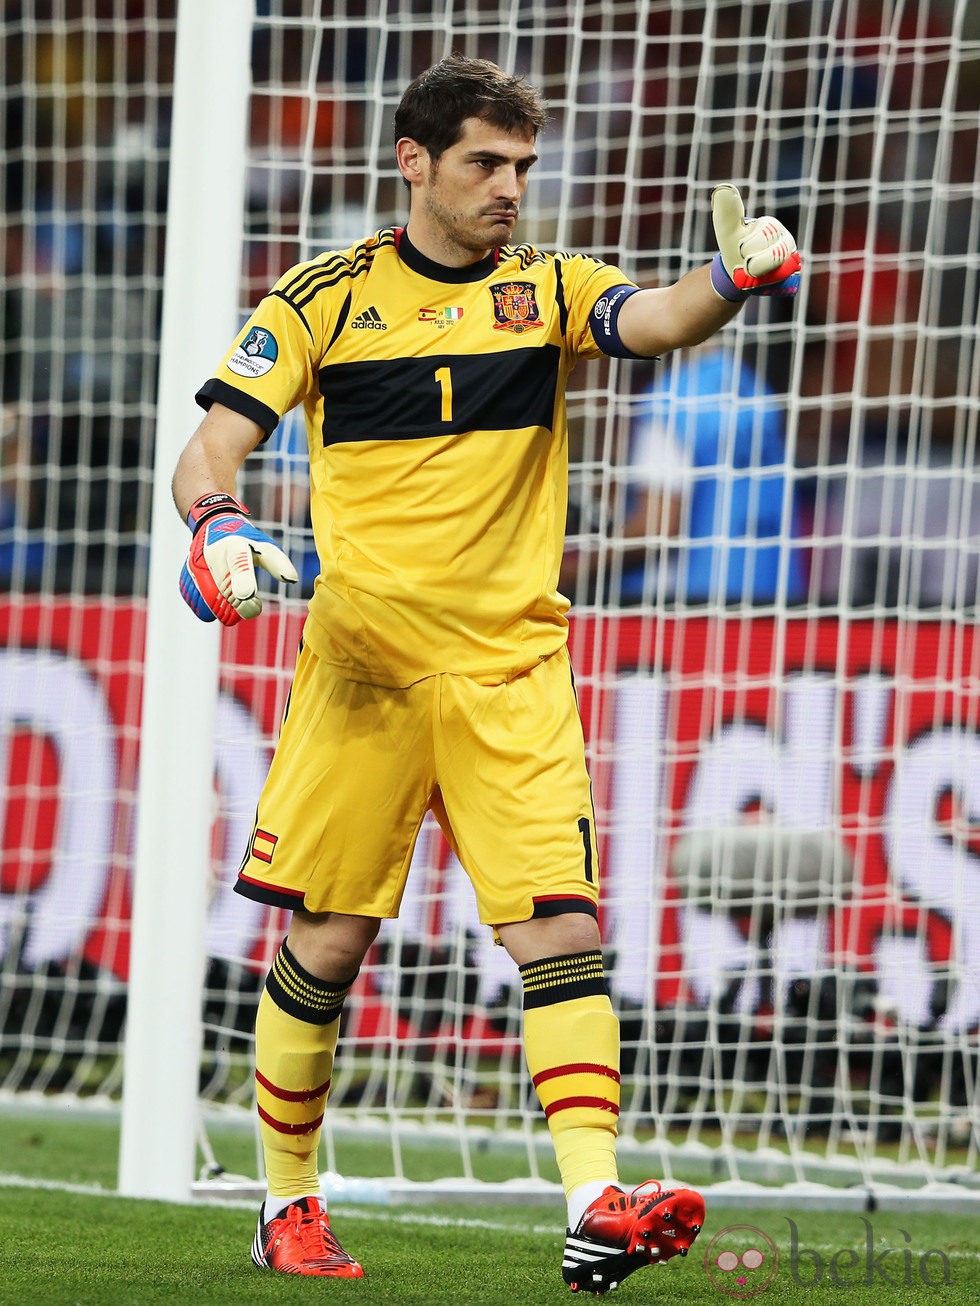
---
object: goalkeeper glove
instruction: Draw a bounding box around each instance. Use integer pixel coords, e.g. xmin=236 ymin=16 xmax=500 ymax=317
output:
xmin=178 ymin=492 xmax=298 ymax=626
xmin=709 ymin=183 xmax=801 ymax=301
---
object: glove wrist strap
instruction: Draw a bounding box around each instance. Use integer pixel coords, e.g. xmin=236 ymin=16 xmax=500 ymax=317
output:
xmin=709 ymin=251 xmax=750 ymax=303
xmin=186 ymin=492 xmax=250 ymax=535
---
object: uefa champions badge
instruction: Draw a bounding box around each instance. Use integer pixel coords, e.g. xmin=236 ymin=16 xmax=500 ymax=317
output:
xmin=228 ymin=326 xmax=279 ymax=378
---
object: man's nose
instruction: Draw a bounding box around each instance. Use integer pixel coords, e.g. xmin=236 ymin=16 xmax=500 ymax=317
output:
xmin=498 ymin=166 xmax=522 ymax=199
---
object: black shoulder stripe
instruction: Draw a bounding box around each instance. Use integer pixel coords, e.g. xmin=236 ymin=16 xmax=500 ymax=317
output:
xmin=282 ymin=256 xmax=357 ymax=305
xmin=290 ymin=252 xmax=375 ymax=309
xmin=513 ymin=242 xmax=547 ymax=270
xmin=289 ymin=245 xmax=379 ymax=301
xmin=280 ymin=230 xmax=397 ymax=307
xmin=555 ymin=250 xmax=603 ymax=267
xmin=498 ymin=242 xmax=548 ymax=271
xmin=279 ymin=252 xmax=350 ymax=300
xmin=268 ymin=289 xmax=315 ymax=342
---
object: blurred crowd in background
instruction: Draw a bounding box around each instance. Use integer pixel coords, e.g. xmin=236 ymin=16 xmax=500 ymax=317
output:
xmin=1 ymin=0 xmax=979 ymax=1125
xmin=1 ymin=0 xmax=978 ymax=611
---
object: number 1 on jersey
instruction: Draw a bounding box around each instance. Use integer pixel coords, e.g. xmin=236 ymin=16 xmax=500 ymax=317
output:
xmin=434 ymin=366 xmax=453 ymax=422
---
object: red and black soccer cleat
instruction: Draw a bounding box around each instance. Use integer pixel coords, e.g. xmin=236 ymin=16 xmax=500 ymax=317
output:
xmin=561 ymin=1180 xmax=705 ymax=1295
xmin=251 ymin=1196 xmax=364 ymax=1277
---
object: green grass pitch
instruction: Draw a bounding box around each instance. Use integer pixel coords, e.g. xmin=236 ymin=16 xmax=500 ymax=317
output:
xmin=1 ymin=1108 xmax=978 ymax=1305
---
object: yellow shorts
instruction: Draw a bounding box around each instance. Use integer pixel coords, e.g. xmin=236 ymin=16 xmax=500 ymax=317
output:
xmin=235 ymin=643 xmax=600 ymax=927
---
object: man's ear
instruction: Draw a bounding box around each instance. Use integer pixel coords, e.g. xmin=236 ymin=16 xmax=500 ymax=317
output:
xmin=395 ymin=137 xmax=426 ymax=185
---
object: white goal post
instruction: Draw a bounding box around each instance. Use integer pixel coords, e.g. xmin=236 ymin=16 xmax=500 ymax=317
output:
xmin=1 ymin=0 xmax=978 ymax=1216
xmin=118 ymin=0 xmax=254 ymax=1203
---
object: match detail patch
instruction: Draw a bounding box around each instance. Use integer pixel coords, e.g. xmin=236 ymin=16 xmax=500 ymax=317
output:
xmin=419 ymin=306 xmax=464 ymax=329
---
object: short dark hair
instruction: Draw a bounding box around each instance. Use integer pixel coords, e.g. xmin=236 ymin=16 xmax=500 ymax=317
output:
xmin=393 ymin=54 xmax=547 ymax=160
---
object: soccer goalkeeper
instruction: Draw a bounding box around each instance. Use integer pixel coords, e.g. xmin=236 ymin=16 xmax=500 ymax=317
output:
xmin=173 ymin=54 xmax=800 ymax=1293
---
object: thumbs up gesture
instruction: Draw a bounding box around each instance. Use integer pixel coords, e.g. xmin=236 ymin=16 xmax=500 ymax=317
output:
xmin=709 ymin=184 xmax=802 ymax=300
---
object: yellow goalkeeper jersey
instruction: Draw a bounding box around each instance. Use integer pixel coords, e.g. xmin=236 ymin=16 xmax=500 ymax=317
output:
xmin=197 ymin=227 xmax=638 ymax=687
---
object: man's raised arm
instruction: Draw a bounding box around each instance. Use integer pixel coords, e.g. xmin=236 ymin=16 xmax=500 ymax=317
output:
xmin=617 ymin=184 xmax=801 ymax=358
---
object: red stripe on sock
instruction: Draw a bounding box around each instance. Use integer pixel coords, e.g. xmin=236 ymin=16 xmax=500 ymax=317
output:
xmin=257 ymin=1104 xmax=325 ymax=1136
xmin=532 ymin=1063 xmax=621 ymax=1088
xmin=255 ymin=1070 xmax=331 ymax=1103
xmin=542 ymin=1096 xmax=620 ymax=1119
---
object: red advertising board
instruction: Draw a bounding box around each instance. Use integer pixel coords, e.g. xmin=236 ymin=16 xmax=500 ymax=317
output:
xmin=2 ymin=599 xmax=978 ymax=1030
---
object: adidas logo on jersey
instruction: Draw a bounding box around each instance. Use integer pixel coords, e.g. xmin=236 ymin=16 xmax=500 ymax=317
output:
xmin=351 ymin=306 xmax=387 ymax=330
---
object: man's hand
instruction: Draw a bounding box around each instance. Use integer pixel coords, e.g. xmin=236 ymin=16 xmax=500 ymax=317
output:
xmin=178 ymin=492 xmax=298 ymax=626
xmin=710 ymin=184 xmax=801 ymax=301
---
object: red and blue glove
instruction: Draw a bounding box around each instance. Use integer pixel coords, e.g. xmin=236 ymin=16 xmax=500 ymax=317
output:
xmin=709 ymin=183 xmax=801 ymax=301
xmin=178 ymin=492 xmax=298 ymax=626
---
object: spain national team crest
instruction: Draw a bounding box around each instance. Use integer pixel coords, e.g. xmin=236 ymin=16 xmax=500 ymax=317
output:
xmin=490 ymin=280 xmax=545 ymax=333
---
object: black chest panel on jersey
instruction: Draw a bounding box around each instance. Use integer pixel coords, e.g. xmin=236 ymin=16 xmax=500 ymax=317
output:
xmin=318 ymin=344 xmax=561 ymax=444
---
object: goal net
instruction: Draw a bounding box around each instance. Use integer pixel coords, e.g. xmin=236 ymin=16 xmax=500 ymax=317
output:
xmin=2 ymin=0 xmax=979 ymax=1210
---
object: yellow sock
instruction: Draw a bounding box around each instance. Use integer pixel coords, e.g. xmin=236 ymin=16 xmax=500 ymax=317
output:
xmin=254 ymin=941 xmax=354 ymax=1200
xmin=519 ymin=950 xmax=620 ymax=1199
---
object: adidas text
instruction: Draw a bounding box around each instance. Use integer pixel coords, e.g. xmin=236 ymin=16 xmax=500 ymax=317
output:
xmin=351 ymin=306 xmax=387 ymax=330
